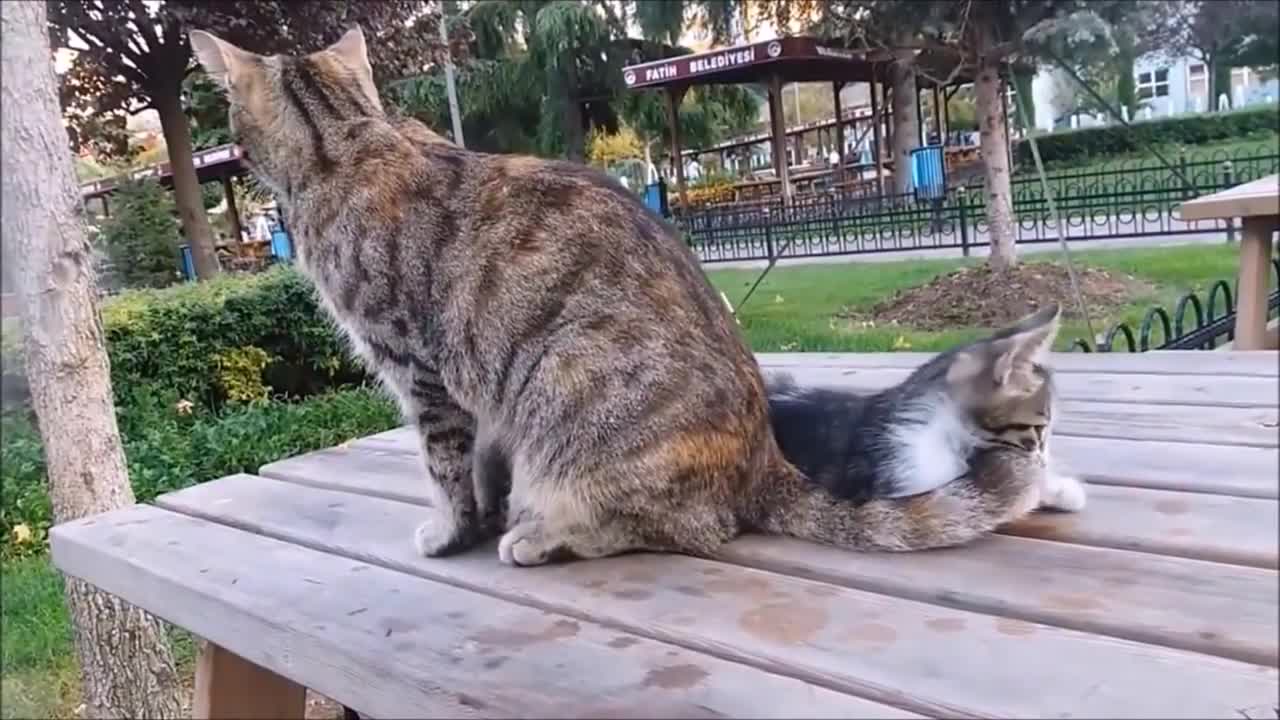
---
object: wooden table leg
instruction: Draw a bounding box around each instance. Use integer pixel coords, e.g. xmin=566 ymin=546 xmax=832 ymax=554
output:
xmin=1233 ymin=216 xmax=1275 ymax=351
xmin=194 ymin=641 xmax=306 ymax=719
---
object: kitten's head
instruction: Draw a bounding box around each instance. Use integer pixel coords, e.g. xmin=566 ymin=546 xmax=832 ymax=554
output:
xmin=188 ymin=27 xmax=392 ymax=198
xmin=944 ymin=304 xmax=1061 ymax=452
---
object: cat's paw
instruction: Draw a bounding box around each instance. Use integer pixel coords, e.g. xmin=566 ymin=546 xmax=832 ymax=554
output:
xmin=1039 ymin=473 xmax=1087 ymax=513
xmin=413 ymin=510 xmax=461 ymax=557
xmin=498 ymin=522 xmax=553 ymax=567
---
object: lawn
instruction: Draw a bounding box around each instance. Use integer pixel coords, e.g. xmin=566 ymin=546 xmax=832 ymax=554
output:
xmin=707 ymin=242 xmax=1246 ymax=352
xmin=0 ymin=241 xmax=1250 ymax=718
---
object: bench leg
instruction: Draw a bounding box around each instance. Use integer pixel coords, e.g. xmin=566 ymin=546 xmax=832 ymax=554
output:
xmin=1234 ymin=216 xmax=1275 ymax=351
xmin=194 ymin=641 xmax=306 ymax=719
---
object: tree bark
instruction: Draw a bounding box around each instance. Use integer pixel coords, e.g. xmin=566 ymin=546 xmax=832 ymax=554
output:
xmin=0 ymin=3 xmax=184 ymax=718
xmin=974 ymin=50 xmax=1017 ymax=271
xmin=154 ymin=83 xmax=222 ymax=279
xmin=890 ymin=44 xmax=919 ymax=196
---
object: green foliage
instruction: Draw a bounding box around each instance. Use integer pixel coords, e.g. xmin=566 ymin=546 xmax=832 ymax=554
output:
xmin=1014 ymin=106 xmax=1280 ymax=166
xmin=101 ymin=266 xmax=363 ymax=411
xmin=184 ymin=72 xmax=231 ymax=151
xmin=214 ymin=346 xmax=273 ymax=403
xmin=96 ymin=179 xmax=181 ymax=289
xmin=0 ymin=386 xmax=399 ymax=559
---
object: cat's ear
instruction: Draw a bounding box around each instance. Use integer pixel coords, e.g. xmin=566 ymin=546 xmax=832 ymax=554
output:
xmin=325 ymin=26 xmax=382 ymax=112
xmin=189 ymin=30 xmax=255 ymax=91
xmin=990 ymin=304 xmax=1060 ymax=385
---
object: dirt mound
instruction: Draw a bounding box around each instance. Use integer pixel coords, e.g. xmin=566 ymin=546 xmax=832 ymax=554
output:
xmin=844 ymin=261 xmax=1150 ymax=331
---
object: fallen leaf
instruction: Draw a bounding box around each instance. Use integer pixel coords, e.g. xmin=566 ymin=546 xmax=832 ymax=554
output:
xmin=11 ymin=523 xmax=32 ymax=544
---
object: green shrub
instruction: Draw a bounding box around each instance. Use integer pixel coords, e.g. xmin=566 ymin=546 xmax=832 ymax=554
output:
xmin=97 ymin=179 xmax=183 ymax=289
xmin=1015 ymin=106 xmax=1280 ymax=167
xmin=0 ymin=386 xmax=400 ymax=558
xmin=102 ymin=266 xmax=365 ymax=411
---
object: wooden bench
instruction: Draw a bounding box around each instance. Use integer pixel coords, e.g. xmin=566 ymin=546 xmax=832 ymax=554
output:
xmin=51 ymin=351 xmax=1279 ymax=718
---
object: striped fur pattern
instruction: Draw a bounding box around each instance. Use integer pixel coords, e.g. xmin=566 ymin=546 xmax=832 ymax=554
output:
xmin=189 ymin=27 xmax=1069 ymax=564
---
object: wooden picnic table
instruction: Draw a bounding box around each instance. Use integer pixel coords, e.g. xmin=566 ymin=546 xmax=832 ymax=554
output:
xmin=51 ymin=351 xmax=1279 ymax=718
xmin=1179 ymin=173 xmax=1280 ymax=351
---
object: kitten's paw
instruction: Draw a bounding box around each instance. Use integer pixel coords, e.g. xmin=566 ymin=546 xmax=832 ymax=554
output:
xmin=413 ymin=510 xmax=461 ymax=557
xmin=1040 ymin=473 xmax=1087 ymax=513
xmin=498 ymin=523 xmax=553 ymax=567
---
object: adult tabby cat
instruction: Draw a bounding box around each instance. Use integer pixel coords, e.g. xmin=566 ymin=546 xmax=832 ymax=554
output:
xmin=190 ymin=27 xmax=1059 ymax=565
xmin=767 ymin=304 xmax=1087 ymax=549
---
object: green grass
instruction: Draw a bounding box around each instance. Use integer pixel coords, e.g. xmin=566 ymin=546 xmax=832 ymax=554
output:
xmin=1 ymin=556 xmax=78 ymax=719
xmin=708 ymin=243 xmax=1246 ymax=352
xmin=1026 ymin=132 xmax=1280 ymax=177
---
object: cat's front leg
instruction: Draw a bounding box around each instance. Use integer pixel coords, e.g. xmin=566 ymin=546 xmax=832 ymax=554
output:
xmin=1039 ymin=436 xmax=1086 ymax=512
xmin=407 ymin=377 xmax=490 ymax=557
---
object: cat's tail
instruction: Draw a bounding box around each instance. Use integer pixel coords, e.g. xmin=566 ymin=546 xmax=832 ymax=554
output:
xmin=743 ymin=448 xmax=1042 ymax=551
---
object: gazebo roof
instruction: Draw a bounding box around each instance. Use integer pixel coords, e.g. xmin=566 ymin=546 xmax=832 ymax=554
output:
xmin=622 ymin=35 xmax=1018 ymax=93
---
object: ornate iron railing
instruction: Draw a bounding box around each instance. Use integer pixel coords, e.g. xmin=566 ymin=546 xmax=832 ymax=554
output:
xmin=1071 ymin=257 xmax=1280 ymax=352
xmin=676 ymin=145 xmax=1280 ymax=263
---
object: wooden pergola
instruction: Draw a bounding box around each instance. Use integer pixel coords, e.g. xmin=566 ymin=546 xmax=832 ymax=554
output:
xmin=622 ymin=36 xmax=992 ymax=207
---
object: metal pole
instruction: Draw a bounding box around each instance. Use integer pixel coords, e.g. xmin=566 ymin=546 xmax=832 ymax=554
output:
xmin=439 ymin=2 xmax=465 ymax=148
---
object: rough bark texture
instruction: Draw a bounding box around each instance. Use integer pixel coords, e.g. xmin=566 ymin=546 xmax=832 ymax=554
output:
xmin=562 ymin=55 xmax=586 ymax=163
xmin=154 ymin=85 xmax=222 ymax=279
xmin=974 ymin=50 xmax=1017 ymax=271
xmin=890 ymin=46 xmax=919 ymax=196
xmin=0 ymin=3 xmax=184 ymax=717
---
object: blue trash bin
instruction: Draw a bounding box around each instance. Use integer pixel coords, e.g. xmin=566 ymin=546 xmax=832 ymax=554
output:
xmin=642 ymin=180 xmax=670 ymax=218
xmin=910 ymin=145 xmax=947 ymax=202
xmin=270 ymin=228 xmax=294 ymax=262
xmin=178 ymin=244 xmax=196 ymax=281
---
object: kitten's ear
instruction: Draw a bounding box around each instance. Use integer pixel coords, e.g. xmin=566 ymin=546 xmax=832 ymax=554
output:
xmin=325 ymin=26 xmax=382 ymax=112
xmin=990 ymin=304 xmax=1061 ymax=385
xmin=189 ymin=30 xmax=255 ymax=90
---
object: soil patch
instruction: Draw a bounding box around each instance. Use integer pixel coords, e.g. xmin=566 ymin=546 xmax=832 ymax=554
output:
xmin=841 ymin=262 xmax=1152 ymax=331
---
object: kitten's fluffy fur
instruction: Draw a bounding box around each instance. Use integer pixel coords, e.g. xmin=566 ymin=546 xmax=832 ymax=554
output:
xmin=768 ymin=305 xmax=1087 ymax=549
xmin=191 ymin=27 xmax=1073 ymax=564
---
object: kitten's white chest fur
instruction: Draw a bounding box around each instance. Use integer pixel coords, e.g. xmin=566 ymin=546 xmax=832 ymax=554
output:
xmin=885 ymin=394 xmax=982 ymax=498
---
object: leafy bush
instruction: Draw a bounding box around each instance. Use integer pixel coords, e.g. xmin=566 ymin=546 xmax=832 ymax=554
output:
xmin=102 ymin=266 xmax=365 ymax=411
xmin=1015 ymin=106 xmax=1280 ymax=167
xmin=96 ymin=179 xmax=183 ymax=289
xmin=0 ymin=386 xmax=400 ymax=558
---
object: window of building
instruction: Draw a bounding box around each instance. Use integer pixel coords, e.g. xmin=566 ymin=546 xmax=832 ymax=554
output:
xmin=1231 ymin=66 xmax=1253 ymax=100
xmin=1188 ymin=63 xmax=1208 ymax=106
xmin=1137 ymin=68 xmax=1170 ymax=99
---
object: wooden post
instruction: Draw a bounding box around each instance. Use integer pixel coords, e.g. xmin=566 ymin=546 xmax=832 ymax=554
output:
xmin=194 ymin=642 xmax=306 ymax=719
xmin=915 ymin=86 xmax=925 ymax=146
xmin=665 ymin=86 xmax=689 ymax=210
xmin=832 ymin=81 xmax=846 ymax=183
xmin=221 ymin=175 xmax=243 ymax=243
xmin=767 ymin=74 xmax=792 ymax=205
xmin=1234 ymin=217 xmax=1277 ymax=350
xmin=869 ymin=73 xmax=885 ymax=197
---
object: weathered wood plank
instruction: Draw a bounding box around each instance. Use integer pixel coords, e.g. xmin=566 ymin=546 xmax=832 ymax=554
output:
xmin=264 ymin=444 xmax=1279 ymax=568
xmin=1052 ymin=436 xmax=1280 ymax=499
xmin=765 ymin=365 xmax=1280 ymax=408
xmin=155 ymin=474 xmax=1280 ymax=719
xmin=194 ymin=642 xmax=307 ymax=720
xmin=1002 ymin=484 xmax=1278 ymax=569
xmin=51 ymin=502 xmax=905 ymax=720
xmin=755 ymin=351 xmax=1280 ymax=377
xmin=349 ymin=426 xmax=1280 ymax=499
xmin=718 ymin=534 xmax=1279 ymax=667
xmin=1051 ymin=400 xmax=1277 ymax=448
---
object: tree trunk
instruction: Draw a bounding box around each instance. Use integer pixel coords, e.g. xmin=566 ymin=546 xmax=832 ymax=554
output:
xmin=974 ymin=51 xmax=1017 ymax=271
xmin=890 ymin=44 xmax=919 ymax=196
xmin=0 ymin=3 xmax=184 ymax=718
xmin=562 ymin=56 xmax=586 ymax=163
xmin=154 ymin=84 xmax=221 ymax=279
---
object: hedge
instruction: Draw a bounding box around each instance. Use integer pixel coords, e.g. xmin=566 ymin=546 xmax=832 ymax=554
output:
xmin=101 ymin=266 xmax=365 ymax=411
xmin=0 ymin=386 xmax=400 ymax=558
xmin=1015 ymin=106 xmax=1280 ymax=167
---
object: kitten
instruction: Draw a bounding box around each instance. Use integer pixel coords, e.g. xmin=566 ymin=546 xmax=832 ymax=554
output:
xmin=189 ymin=26 xmax=1055 ymax=566
xmin=765 ymin=304 xmax=1087 ymax=550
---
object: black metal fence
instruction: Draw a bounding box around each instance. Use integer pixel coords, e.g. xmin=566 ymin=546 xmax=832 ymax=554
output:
xmin=677 ymin=145 xmax=1280 ymax=263
xmin=1072 ymin=257 xmax=1280 ymax=352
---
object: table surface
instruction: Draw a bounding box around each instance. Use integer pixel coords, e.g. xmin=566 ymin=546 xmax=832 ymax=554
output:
xmin=51 ymin=351 xmax=1280 ymax=718
xmin=1179 ymin=173 xmax=1280 ymax=221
